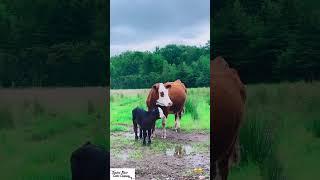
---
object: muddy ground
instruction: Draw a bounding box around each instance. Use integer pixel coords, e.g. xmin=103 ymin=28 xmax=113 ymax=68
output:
xmin=110 ymin=128 xmax=210 ymax=180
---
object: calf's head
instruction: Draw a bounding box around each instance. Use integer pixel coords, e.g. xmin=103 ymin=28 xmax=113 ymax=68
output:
xmin=153 ymin=83 xmax=173 ymax=107
xmin=151 ymin=107 xmax=165 ymax=119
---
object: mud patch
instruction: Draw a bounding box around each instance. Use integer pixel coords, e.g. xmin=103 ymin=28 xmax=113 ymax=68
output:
xmin=111 ymin=128 xmax=209 ymax=143
xmin=111 ymin=130 xmax=210 ymax=179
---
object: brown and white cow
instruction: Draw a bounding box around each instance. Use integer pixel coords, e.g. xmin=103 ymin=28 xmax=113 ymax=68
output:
xmin=212 ymin=56 xmax=246 ymax=180
xmin=146 ymin=79 xmax=187 ymax=138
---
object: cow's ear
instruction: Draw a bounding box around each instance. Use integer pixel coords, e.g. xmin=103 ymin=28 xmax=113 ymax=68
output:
xmin=165 ymin=84 xmax=171 ymax=89
xmin=153 ymin=83 xmax=159 ymax=90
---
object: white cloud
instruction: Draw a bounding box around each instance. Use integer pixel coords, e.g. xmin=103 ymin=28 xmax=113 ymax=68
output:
xmin=111 ymin=21 xmax=209 ymax=56
xmin=110 ymin=0 xmax=210 ymax=56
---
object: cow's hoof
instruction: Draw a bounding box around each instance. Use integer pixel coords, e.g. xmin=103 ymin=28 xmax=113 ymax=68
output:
xmin=175 ymin=128 xmax=181 ymax=133
xmin=147 ymin=141 xmax=151 ymax=145
xmin=135 ymin=137 xmax=138 ymax=141
xmin=142 ymin=142 xmax=146 ymax=146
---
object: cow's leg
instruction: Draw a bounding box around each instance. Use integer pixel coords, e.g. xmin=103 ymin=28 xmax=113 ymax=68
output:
xmin=174 ymin=114 xmax=178 ymax=132
xmin=177 ymin=113 xmax=181 ymax=132
xmin=232 ymin=136 xmax=241 ymax=166
xmin=151 ymin=122 xmax=156 ymax=138
xmin=213 ymin=161 xmax=221 ymax=180
xmin=133 ymin=123 xmax=138 ymax=140
xmin=142 ymin=130 xmax=147 ymax=145
xmin=147 ymin=129 xmax=152 ymax=145
xmin=162 ymin=117 xmax=167 ymax=139
xmin=174 ymin=113 xmax=181 ymax=132
xmin=218 ymin=158 xmax=229 ymax=180
xmin=228 ymin=136 xmax=241 ymax=169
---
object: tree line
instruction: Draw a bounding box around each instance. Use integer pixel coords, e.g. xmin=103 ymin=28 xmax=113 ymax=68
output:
xmin=0 ymin=0 xmax=107 ymax=87
xmin=213 ymin=0 xmax=320 ymax=84
xmin=110 ymin=43 xmax=210 ymax=89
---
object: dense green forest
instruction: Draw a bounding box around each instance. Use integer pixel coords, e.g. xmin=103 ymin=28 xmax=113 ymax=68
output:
xmin=110 ymin=43 xmax=210 ymax=89
xmin=213 ymin=0 xmax=320 ymax=83
xmin=0 ymin=0 xmax=107 ymax=87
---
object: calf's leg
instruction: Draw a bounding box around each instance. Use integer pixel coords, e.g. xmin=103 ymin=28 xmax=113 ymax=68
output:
xmin=142 ymin=130 xmax=147 ymax=145
xmin=147 ymin=129 xmax=152 ymax=145
xmin=139 ymin=127 xmax=143 ymax=139
xmin=133 ymin=123 xmax=138 ymax=140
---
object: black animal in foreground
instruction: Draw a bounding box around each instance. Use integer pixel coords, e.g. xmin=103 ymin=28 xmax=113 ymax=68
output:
xmin=70 ymin=141 xmax=108 ymax=180
xmin=132 ymin=107 xmax=165 ymax=145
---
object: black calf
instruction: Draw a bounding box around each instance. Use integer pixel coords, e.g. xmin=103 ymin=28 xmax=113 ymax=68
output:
xmin=132 ymin=107 xmax=164 ymax=145
xmin=70 ymin=141 xmax=108 ymax=180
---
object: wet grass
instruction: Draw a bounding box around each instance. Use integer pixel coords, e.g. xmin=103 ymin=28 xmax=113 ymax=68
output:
xmin=110 ymin=87 xmax=210 ymax=132
xmin=230 ymin=81 xmax=320 ymax=180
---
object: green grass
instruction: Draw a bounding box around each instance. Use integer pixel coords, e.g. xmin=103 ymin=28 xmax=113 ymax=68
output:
xmin=110 ymin=88 xmax=210 ymax=132
xmin=0 ymin=88 xmax=107 ymax=179
xmin=0 ymin=111 xmax=106 ymax=180
xmin=110 ymin=125 xmax=128 ymax=132
xmin=230 ymin=81 xmax=320 ymax=179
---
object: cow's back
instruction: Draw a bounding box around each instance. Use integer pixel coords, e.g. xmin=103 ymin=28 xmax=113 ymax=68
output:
xmin=166 ymin=80 xmax=187 ymax=113
xmin=211 ymin=57 xmax=246 ymax=162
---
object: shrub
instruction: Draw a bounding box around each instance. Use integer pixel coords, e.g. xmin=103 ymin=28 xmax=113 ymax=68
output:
xmin=0 ymin=107 xmax=14 ymax=129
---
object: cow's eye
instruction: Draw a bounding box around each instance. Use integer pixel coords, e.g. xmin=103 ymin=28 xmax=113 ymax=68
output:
xmin=160 ymin=92 xmax=164 ymax=97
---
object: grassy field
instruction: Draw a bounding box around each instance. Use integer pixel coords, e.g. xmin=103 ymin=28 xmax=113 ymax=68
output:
xmin=110 ymin=87 xmax=210 ymax=132
xmin=0 ymin=87 xmax=107 ymax=180
xmin=229 ymin=81 xmax=320 ymax=180
xmin=110 ymin=87 xmax=210 ymax=179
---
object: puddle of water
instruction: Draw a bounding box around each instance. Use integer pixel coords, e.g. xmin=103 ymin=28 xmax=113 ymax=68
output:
xmin=165 ymin=148 xmax=175 ymax=156
xmin=184 ymin=144 xmax=193 ymax=155
xmin=165 ymin=144 xmax=194 ymax=158
xmin=117 ymin=151 xmax=129 ymax=160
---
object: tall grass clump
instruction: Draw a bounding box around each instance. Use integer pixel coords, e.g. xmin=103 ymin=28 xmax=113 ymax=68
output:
xmin=32 ymin=99 xmax=45 ymax=116
xmin=23 ymin=99 xmax=31 ymax=109
xmin=185 ymin=97 xmax=199 ymax=120
xmin=240 ymin=111 xmax=274 ymax=164
xmin=87 ymin=100 xmax=95 ymax=115
xmin=110 ymin=95 xmax=115 ymax=102
xmin=261 ymin=152 xmax=286 ymax=180
xmin=240 ymin=83 xmax=288 ymax=180
xmin=0 ymin=107 xmax=14 ymax=129
xmin=137 ymin=93 xmax=143 ymax=99
xmin=306 ymin=118 xmax=320 ymax=138
xmin=240 ymin=110 xmax=286 ymax=179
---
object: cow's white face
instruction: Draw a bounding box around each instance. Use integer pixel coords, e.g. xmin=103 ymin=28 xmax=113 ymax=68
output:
xmin=155 ymin=83 xmax=173 ymax=107
xmin=158 ymin=107 xmax=165 ymax=119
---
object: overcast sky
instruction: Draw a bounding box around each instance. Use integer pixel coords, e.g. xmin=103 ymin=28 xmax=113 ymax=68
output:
xmin=111 ymin=0 xmax=210 ymax=56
